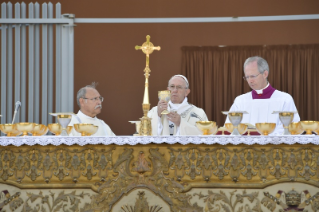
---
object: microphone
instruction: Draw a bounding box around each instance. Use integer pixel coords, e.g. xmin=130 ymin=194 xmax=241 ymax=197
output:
xmin=12 ymin=101 xmax=21 ymax=124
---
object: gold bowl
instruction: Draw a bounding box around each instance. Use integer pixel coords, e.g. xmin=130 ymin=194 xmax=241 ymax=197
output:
xmin=300 ymin=121 xmax=319 ymax=135
xmin=196 ymin=121 xmax=217 ymax=135
xmin=15 ymin=122 xmax=35 ymax=136
xmin=225 ymin=123 xmax=248 ymax=135
xmin=30 ymin=124 xmax=48 ymax=136
xmin=288 ymin=122 xmax=304 ymax=135
xmin=255 ymin=123 xmax=276 ymax=136
xmin=48 ymin=123 xmax=72 ymax=136
xmin=0 ymin=124 xmax=22 ymax=136
xmin=74 ymin=123 xmax=98 ymax=136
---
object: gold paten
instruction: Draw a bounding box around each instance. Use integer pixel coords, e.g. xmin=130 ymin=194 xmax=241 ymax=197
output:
xmin=15 ymin=122 xmax=35 ymax=136
xmin=300 ymin=121 xmax=319 ymax=135
xmin=255 ymin=123 xmax=276 ymax=135
xmin=196 ymin=121 xmax=217 ymax=135
xmin=135 ymin=35 xmax=161 ymax=136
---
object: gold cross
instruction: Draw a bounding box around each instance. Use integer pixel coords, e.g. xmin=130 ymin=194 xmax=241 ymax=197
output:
xmin=135 ymin=35 xmax=161 ymax=69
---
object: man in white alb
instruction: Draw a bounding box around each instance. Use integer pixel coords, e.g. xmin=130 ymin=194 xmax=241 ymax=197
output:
xmin=225 ymin=56 xmax=300 ymax=134
xmin=68 ymin=83 xmax=115 ymax=136
xmin=148 ymin=75 xmax=208 ymax=136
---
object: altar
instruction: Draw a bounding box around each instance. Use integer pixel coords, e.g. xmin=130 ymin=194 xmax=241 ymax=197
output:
xmin=1 ymin=135 xmax=319 ymax=212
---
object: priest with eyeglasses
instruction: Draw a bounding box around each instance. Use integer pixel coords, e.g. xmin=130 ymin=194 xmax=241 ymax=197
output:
xmin=225 ymin=56 xmax=300 ymax=134
xmin=148 ymin=75 xmax=208 ymax=136
xmin=68 ymin=83 xmax=115 ymax=136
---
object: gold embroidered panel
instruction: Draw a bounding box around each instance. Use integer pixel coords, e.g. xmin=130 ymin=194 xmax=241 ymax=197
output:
xmin=1 ymin=143 xmax=319 ymax=211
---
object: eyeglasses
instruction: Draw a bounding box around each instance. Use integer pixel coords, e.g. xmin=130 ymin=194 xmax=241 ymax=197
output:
xmin=243 ymin=73 xmax=261 ymax=80
xmin=168 ymin=85 xmax=187 ymax=91
xmin=83 ymin=96 xmax=104 ymax=102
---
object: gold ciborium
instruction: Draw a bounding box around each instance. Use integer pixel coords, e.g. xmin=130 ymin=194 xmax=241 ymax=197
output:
xmin=225 ymin=123 xmax=248 ymax=135
xmin=30 ymin=124 xmax=48 ymax=136
xmin=48 ymin=124 xmax=72 ymax=136
xmin=0 ymin=124 xmax=22 ymax=136
xmin=288 ymin=122 xmax=304 ymax=135
xmin=300 ymin=121 xmax=319 ymax=135
xmin=278 ymin=112 xmax=295 ymax=135
xmin=57 ymin=114 xmax=72 ymax=136
xmin=158 ymin=90 xmax=171 ymax=115
xmin=255 ymin=123 xmax=276 ymax=136
xmin=15 ymin=122 xmax=35 ymax=136
xmin=74 ymin=123 xmax=98 ymax=136
xmin=196 ymin=121 xmax=217 ymax=135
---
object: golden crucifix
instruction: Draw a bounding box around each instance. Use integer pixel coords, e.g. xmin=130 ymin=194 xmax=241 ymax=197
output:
xmin=135 ymin=35 xmax=161 ymax=136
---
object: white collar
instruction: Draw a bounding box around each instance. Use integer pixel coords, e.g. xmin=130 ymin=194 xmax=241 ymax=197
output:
xmin=78 ymin=110 xmax=97 ymax=120
xmin=255 ymin=82 xmax=269 ymax=94
xmin=169 ymin=97 xmax=188 ymax=110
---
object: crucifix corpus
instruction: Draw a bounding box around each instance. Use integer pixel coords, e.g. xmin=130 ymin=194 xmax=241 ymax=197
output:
xmin=135 ymin=35 xmax=161 ymax=136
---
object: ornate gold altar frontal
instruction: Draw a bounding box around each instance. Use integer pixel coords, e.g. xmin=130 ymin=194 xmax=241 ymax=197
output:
xmin=135 ymin=35 xmax=161 ymax=136
xmin=1 ymin=143 xmax=319 ymax=211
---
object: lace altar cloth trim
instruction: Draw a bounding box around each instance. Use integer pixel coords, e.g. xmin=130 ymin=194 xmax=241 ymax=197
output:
xmin=0 ymin=135 xmax=319 ymax=146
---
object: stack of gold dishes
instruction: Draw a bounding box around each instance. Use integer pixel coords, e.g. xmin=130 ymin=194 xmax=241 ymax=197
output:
xmin=255 ymin=123 xmax=276 ymax=136
xmin=288 ymin=122 xmax=304 ymax=135
xmin=225 ymin=123 xmax=248 ymax=135
xmin=0 ymin=124 xmax=22 ymax=136
xmin=30 ymin=124 xmax=49 ymax=136
xmin=74 ymin=123 xmax=98 ymax=136
xmin=48 ymin=123 xmax=73 ymax=136
xmin=299 ymin=121 xmax=319 ymax=135
xmin=196 ymin=121 xmax=217 ymax=135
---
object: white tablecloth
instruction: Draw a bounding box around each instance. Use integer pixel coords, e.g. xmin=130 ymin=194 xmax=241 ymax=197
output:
xmin=0 ymin=135 xmax=318 ymax=146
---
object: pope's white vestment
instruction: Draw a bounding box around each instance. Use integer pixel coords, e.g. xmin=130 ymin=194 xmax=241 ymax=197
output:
xmin=225 ymin=90 xmax=300 ymax=135
xmin=148 ymin=98 xmax=208 ymax=136
xmin=68 ymin=110 xmax=115 ymax=136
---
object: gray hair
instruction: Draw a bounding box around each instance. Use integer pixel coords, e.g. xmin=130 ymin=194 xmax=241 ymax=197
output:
xmin=168 ymin=75 xmax=189 ymax=89
xmin=76 ymin=82 xmax=98 ymax=107
xmin=243 ymin=56 xmax=269 ymax=75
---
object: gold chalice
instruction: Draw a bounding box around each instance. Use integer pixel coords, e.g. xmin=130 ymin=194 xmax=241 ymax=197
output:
xmin=196 ymin=121 xmax=217 ymax=135
xmin=255 ymin=123 xmax=276 ymax=136
xmin=300 ymin=121 xmax=319 ymax=135
xmin=30 ymin=124 xmax=48 ymax=136
xmin=57 ymin=114 xmax=72 ymax=136
xmin=225 ymin=123 xmax=248 ymax=135
xmin=15 ymin=122 xmax=35 ymax=136
xmin=158 ymin=90 xmax=171 ymax=115
xmin=74 ymin=123 xmax=98 ymax=136
xmin=278 ymin=112 xmax=295 ymax=135
xmin=0 ymin=124 xmax=22 ymax=136
xmin=288 ymin=122 xmax=304 ymax=135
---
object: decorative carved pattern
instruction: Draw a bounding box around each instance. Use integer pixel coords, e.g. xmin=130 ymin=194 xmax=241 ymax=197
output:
xmin=120 ymin=191 xmax=164 ymax=212
xmin=1 ymin=144 xmax=319 ymax=211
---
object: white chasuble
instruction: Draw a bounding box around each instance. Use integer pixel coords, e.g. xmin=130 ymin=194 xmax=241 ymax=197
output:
xmin=225 ymin=90 xmax=300 ymax=135
xmin=68 ymin=110 xmax=115 ymax=136
xmin=148 ymin=98 xmax=208 ymax=136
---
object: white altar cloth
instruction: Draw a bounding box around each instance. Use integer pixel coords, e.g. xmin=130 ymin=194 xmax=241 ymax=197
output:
xmin=0 ymin=135 xmax=318 ymax=146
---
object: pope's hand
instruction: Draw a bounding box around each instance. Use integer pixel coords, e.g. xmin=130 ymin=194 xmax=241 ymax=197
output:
xmin=167 ymin=111 xmax=181 ymax=126
xmin=157 ymin=100 xmax=168 ymax=117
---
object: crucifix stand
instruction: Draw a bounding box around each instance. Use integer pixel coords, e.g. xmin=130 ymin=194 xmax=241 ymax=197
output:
xmin=135 ymin=35 xmax=161 ymax=136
